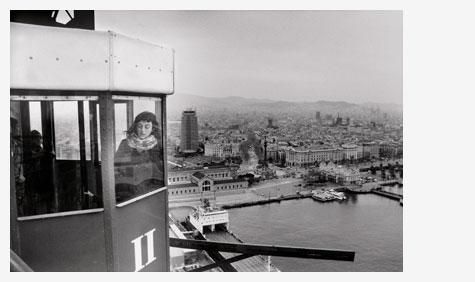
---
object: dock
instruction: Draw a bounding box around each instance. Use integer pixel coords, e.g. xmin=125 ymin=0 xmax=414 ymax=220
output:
xmin=220 ymin=193 xmax=311 ymax=209
xmin=370 ymin=189 xmax=403 ymax=201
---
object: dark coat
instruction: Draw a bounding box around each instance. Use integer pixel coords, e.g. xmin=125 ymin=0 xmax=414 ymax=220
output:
xmin=114 ymin=139 xmax=163 ymax=202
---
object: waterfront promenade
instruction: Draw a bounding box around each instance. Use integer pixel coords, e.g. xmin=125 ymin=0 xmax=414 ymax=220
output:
xmin=168 ymin=173 xmax=403 ymax=209
xmin=168 ymin=178 xmax=305 ymax=208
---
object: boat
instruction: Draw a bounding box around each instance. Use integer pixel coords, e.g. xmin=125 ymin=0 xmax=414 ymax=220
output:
xmin=311 ymin=189 xmax=347 ymax=202
xmin=328 ymin=189 xmax=347 ymax=200
xmin=187 ymin=205 xmax=230 ymax=234
xmin=182 ymin=205 xmax=281 ymax=272
xmin=311 ymin=190 xmax=334 ymax=202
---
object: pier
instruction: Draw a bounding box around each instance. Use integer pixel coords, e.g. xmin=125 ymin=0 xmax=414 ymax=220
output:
xmin=220 ymin=193 xmax=311 ymax=209
xmin=174 ymin=205 xmax=355 ymax=272
xmin=370 ymin=189 xmax=403 ymax=201
xmin=379 ymin=180 xmax=403 ymax=186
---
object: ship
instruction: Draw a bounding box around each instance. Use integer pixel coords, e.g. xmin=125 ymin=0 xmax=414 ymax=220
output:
xmin=188 ymin=205 xmax=230 ymax=235
xmin=311 ymin=189 xmax=346 ymax=202
xmin=311 ymin=191 xmax=334 ymax=202
xmin=180 ymin=204 xmax=280 ymax=272
xmin=328 ymin=189 xmax=347 ymax=200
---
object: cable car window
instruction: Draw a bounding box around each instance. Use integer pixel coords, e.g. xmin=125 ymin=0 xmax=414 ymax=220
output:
xmin=114 ymin=97 xmax=164 ymax=204
xmin=83 ymin=102 xmax=92 ymax=161
xmin=115 ymin=103 xmax=128 ymax=150
xmin=54 ymin=101 xmax=80 ymax=160
xmin=133 ymin=100 xmax=155 ymax=116
xmin=96 ymin=103 xmax=101 ymax=161
xmin=29 ymin=101 xmax=42 ymax=135
xmin=10 ymin=95 xmax=103 ymax=217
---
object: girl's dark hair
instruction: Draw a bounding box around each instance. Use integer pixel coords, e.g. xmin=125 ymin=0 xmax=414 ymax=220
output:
xmin=126 ymin=111 xmax=161 ymax=140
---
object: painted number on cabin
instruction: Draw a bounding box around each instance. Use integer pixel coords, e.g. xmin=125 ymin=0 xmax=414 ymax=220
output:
xmin=131 ymin=228 xmax=156 ymax=272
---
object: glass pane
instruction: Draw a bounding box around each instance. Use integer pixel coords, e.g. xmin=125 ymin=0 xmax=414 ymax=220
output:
xmin=84 ymin=102 xmax=91 ymax=160
xmin=29 ymin=102 xmax=42 ymax=135
xmin=54 ymin=101 xmax=80 ymax=160
xmin=11 ymin=97 xmax=103 ymax=217
xmin=133 ymin=99 xmax=155 ymax=116
xmin=115 ymin=103 xmax=127 ymax=151
xmin=114 ymin=98 xmax=164 ymax=203
xmin=96 ymin=104 xmax=101 ymax=161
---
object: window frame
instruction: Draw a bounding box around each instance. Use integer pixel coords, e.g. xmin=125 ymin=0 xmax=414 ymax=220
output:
xmin=10 ymin=90 xmax=169 ymax=217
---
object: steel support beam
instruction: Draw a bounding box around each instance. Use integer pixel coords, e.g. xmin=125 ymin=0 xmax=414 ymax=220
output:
xmin=190 ymin=254 xmax=253 ymax=272
xmin=203 ymin=250 xmax=237 ymax=272
xmin=169 ymin=238 xmax=355 ymax=261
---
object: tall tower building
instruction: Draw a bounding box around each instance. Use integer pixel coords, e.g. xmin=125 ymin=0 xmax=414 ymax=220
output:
xmin=267 ymin=118 xmax=274 ymax=128
xmin=180 ymin=109 xmax=199 ymax=153
xmin=315 ymin=111 xmax=321 ymax=123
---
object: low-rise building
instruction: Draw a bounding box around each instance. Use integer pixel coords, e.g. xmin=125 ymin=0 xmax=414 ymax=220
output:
xmin=341 ymin=144 xmax=359 ymax=160
xmin=284 ymin=146 xmax=350 ymax=167
xmin=168 ymin=164 xmax=248 ymax=198
xmin=204 ymin=141 xmax=240 ymax=158
xmin=379 ymin=142 xmax=403 ymax=158
xmin=318 ymin=162 xmax=361 ymax=184
xmin=362 ymin=142 xmax=380 ymax=159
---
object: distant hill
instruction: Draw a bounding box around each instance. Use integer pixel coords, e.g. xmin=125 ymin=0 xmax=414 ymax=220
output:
xmin=167 ymin=93 xmax=402 ymax=121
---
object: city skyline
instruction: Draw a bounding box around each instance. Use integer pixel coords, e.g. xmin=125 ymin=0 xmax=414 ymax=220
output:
xmin=95 ymin=10 xmax=402 ymax=104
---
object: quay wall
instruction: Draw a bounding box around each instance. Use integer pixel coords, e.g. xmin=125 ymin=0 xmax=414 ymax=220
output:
xmin=371 ymin=189 xmax=402 ymax=201
xmin=220 ymin=194 xmax=310 ymax=209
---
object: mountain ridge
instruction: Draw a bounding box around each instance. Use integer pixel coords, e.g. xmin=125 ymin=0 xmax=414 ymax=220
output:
xmin=169 ymin=93 xmax=402 ymax=107
xmin=167 ymin=93 xmax=402 ymax=120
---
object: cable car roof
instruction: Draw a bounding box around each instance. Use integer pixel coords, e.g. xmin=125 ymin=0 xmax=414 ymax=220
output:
xmin=10 ymin=22 xmax=174 ymax=95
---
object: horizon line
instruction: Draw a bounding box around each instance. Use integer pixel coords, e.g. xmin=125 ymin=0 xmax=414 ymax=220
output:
xmin=170 ymin=93 xmax=403 ymax=106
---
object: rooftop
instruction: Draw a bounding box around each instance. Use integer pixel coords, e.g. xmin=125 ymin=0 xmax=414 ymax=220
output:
xmin=192 ymin=171 xmax=207 ymax=179
xmin=214 ymin=179 xmax=247 ymax=185
xmin=168 ymin=183 xmax=198 ymax=189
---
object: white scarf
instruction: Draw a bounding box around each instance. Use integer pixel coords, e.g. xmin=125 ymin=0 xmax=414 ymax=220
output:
xmin=127 ymin=134 xmax=157 ymax=152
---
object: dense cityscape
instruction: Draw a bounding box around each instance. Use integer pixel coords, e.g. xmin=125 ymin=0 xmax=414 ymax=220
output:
xmin=166 ymin=95 xmax=402 ymax=186
xmin=164 ymin=96 xmax=403 ymax=271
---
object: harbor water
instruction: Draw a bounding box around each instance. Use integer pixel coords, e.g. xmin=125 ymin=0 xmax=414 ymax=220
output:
xmin=227 ymin=193 xmax=402 ymax=272
xmin=170 ymin=186 xmax=403 ymax=272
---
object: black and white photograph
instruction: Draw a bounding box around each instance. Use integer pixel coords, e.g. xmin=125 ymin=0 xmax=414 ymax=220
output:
xmin=6 ymin=3 xmax=475 ymax=277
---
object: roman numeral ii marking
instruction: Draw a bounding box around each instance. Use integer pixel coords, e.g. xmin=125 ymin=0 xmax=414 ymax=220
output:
xmin=131 ymin=228 xmax=156 ymax=272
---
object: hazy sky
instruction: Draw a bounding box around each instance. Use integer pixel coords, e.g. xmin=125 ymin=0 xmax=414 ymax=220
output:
xmin=96 ymin=10 xmax=402 ymax=104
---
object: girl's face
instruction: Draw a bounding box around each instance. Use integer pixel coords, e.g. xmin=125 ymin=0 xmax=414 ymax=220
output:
xmin=136 ymin=121 xmax=153 ymax=139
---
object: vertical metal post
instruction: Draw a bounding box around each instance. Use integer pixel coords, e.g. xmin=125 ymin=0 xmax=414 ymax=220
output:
xmin=10 ymin=151 xmax=20 ymax=254
xmin=160 ymin=96 xmax=170 ymax=271
xmin=41 ymin=101 xmax=58 ymax=212
xmin=126 ymin=100 xmax=134 ymax=129
xmin=77 ymin=101 xmax=88 ymax=209
xmin=89 ymin=102 xmax=102 ymax=201
xmin=19 ymin=101 xmax=30 ymax=151
xmin=99 ymin=94 xmax=119 ymax=271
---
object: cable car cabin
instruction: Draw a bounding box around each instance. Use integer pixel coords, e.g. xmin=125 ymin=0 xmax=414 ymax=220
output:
xmin=10 ymin=22 xmax=174 ymax=271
